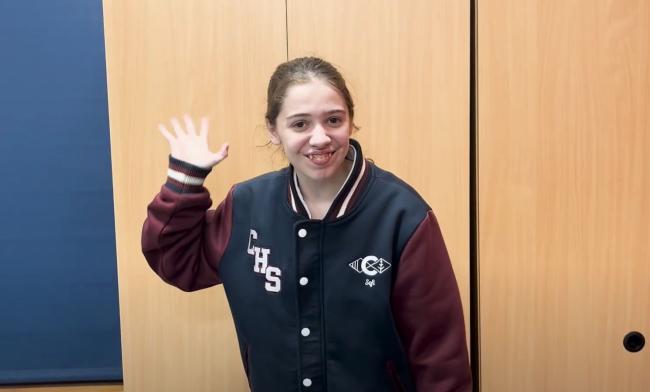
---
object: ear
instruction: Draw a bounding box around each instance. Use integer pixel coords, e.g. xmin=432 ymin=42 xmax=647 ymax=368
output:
xmin=266 ymin=119 xmax=281 ymax=145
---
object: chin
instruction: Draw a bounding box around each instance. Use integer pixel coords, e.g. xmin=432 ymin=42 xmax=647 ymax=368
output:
xmin=295 ymin=161 xmax=341 ymax=182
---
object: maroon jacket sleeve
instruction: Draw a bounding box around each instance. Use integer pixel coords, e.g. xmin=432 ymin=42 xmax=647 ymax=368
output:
xmin=391 ymin=211 xmax=472 ymax=391
xmin=141 ymin=156 xmax=234 ymax=292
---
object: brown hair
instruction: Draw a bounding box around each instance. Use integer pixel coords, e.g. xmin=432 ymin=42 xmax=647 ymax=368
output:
xmin=265 ymin=57 xmax=358 ymax=130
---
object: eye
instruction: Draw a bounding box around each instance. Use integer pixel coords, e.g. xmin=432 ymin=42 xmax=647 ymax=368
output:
xmin=327 ymin=117 xmax=342 ymax=126
xmin=291 ymin=120 xmax=308 ymax=130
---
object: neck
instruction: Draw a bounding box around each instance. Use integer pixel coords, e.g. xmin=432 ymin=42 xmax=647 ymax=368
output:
xmin=296 ymin=159 xmax=353 ymax=218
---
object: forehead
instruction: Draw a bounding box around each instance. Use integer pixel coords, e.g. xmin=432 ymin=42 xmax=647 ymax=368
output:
xmin=280 ymin=78 xmax=347 ymax=116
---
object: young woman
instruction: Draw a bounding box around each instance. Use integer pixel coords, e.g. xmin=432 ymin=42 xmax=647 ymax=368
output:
xmin=142 ymin=57 xmax=472 ymax=392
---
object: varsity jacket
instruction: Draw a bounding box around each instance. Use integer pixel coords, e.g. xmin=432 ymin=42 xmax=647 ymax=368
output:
xmin=141 ymin=139 xmax=472 ymax=392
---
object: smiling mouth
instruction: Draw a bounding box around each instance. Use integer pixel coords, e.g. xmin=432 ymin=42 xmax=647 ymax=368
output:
xmin=306 ymin=151 xmax=335 ymax=165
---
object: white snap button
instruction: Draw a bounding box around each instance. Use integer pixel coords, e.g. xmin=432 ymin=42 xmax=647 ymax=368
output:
xmin=299 ymin=277 xmax=309 ymax=286
xmin=298 ymin=228 xmax=307 ymax=238
xmin=302 ymin=378 xmax=312 ymax=387
xmin=301 ymin=328 xmax=310 ymax=337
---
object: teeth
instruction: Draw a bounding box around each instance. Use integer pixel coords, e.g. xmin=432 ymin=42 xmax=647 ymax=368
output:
xmin=309 ymin=152 xmax=332 ymax=163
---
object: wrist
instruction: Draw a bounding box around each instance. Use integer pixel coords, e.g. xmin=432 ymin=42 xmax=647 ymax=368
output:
xmin=165 ymin=155 xmax=212 ymax=194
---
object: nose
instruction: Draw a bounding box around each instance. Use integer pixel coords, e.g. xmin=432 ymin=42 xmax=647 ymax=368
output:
xmin=309 ymin=123 xmax=331 ymax=147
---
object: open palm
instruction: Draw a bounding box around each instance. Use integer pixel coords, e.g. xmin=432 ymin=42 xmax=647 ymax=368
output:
xmin=158 ymin=114 xmax=229 ymax=169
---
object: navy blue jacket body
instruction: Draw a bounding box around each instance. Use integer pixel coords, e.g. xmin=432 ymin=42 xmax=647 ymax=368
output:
xmin=142 ymin=140 xmax=472 ymax=392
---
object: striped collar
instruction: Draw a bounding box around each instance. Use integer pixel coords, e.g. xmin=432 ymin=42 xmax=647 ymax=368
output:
xmin=288 ymin=139 xmax=369 ymax=221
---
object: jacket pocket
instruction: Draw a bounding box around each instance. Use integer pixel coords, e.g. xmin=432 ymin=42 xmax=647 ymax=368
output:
xmin=386 ymin=360 xmax=406 ymax=392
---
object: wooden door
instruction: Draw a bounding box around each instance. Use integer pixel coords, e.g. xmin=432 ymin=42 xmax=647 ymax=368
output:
xmin=478 ymin=0 xmax=650 ymax=390
xmin=103 ymin=1 xmax=286 ymax=391
xmin=104 ymin=0 xmax=471 ymax=391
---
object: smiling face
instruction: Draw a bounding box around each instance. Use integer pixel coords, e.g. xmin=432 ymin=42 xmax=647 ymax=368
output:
xmin=268 ymin=78 xmax=352 ymax=186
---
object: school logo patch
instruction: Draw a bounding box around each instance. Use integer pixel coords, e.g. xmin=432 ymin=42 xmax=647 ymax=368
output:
xmin=247 ymin=229 xmax=281 ymax=293
xmin=349 ymin=256 xmax=391 ymax=276
xmin=350 ymin=256 xmax=391 ymax=288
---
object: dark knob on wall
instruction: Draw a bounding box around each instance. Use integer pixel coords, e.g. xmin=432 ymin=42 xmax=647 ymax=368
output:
xmin=623 ymin=331 xmax=645 ymax=353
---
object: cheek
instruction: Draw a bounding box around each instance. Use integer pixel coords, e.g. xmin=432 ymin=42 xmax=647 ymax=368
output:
xmin=335 ymin=126 xmax=353 ymax=142
xmin=280 ymin=135 xmax=308 ymax=154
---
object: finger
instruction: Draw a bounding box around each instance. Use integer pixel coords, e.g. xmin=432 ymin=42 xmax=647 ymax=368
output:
xmin=170 ymin=117 xmax=186 ymax=138
xmin=158 ymin=124 xmax=175 ymax=143
xmin=184 ymin=114 xmax=197 ymax=136
xmin=212 ymin=142 xmax=229 ymax=165
xmin=199 ymin=116 xmax=208 ymax=139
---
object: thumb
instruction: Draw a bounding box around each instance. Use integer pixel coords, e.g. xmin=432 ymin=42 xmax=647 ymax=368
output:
xmin=211 ymin=143 xmax=229 ymax=165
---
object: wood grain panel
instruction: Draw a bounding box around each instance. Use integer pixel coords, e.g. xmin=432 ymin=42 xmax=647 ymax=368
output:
xmin=478 ymin=0 xmax=650 ymax=390
xmin=287 ymin=0 xmax=471 ymax=340
xmin=102 ymin=1 xmax=286 ymax=391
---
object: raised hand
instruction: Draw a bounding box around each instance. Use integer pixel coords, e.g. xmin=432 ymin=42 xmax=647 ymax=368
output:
xmin=158 ymin=114 xmax=229 ymax=169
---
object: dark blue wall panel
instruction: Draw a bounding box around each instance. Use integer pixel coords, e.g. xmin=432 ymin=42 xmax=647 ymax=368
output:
xmin=0 ymin=0 xmax=123 ymax=384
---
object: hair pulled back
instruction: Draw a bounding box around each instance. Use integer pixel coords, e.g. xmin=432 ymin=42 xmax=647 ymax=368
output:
xmin=265 ymin=57 xmax=356 ymax=129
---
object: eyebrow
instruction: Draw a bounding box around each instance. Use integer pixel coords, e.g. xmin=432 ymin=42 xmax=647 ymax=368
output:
xmin=286 ymin=109 xmax=346 ymax=120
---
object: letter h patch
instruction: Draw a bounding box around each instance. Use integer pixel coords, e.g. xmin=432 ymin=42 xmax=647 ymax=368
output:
xmin=247 ymin=229 xmax=282 ymax=292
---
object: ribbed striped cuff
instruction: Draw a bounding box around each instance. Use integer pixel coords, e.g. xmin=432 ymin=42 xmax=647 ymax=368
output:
xmin=164 ymin=155 xmax=212 ymax=194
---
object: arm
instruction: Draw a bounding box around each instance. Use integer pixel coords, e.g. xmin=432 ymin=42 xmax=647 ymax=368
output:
xmin=141 ymin=155 xmax=234 ymax=292
xmin=391 ymin=211 xmax=472 ymax=392
xmin=142 ymin=115 xmax=232 ymax=291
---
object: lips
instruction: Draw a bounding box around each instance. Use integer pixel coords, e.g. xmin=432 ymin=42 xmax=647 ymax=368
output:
xmin=306 ymin=151 xmax=335 ymax=165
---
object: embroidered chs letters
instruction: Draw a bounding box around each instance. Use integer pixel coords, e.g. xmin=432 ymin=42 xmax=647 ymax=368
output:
xmin=247 ymin=229 xmax=282 ymax=292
